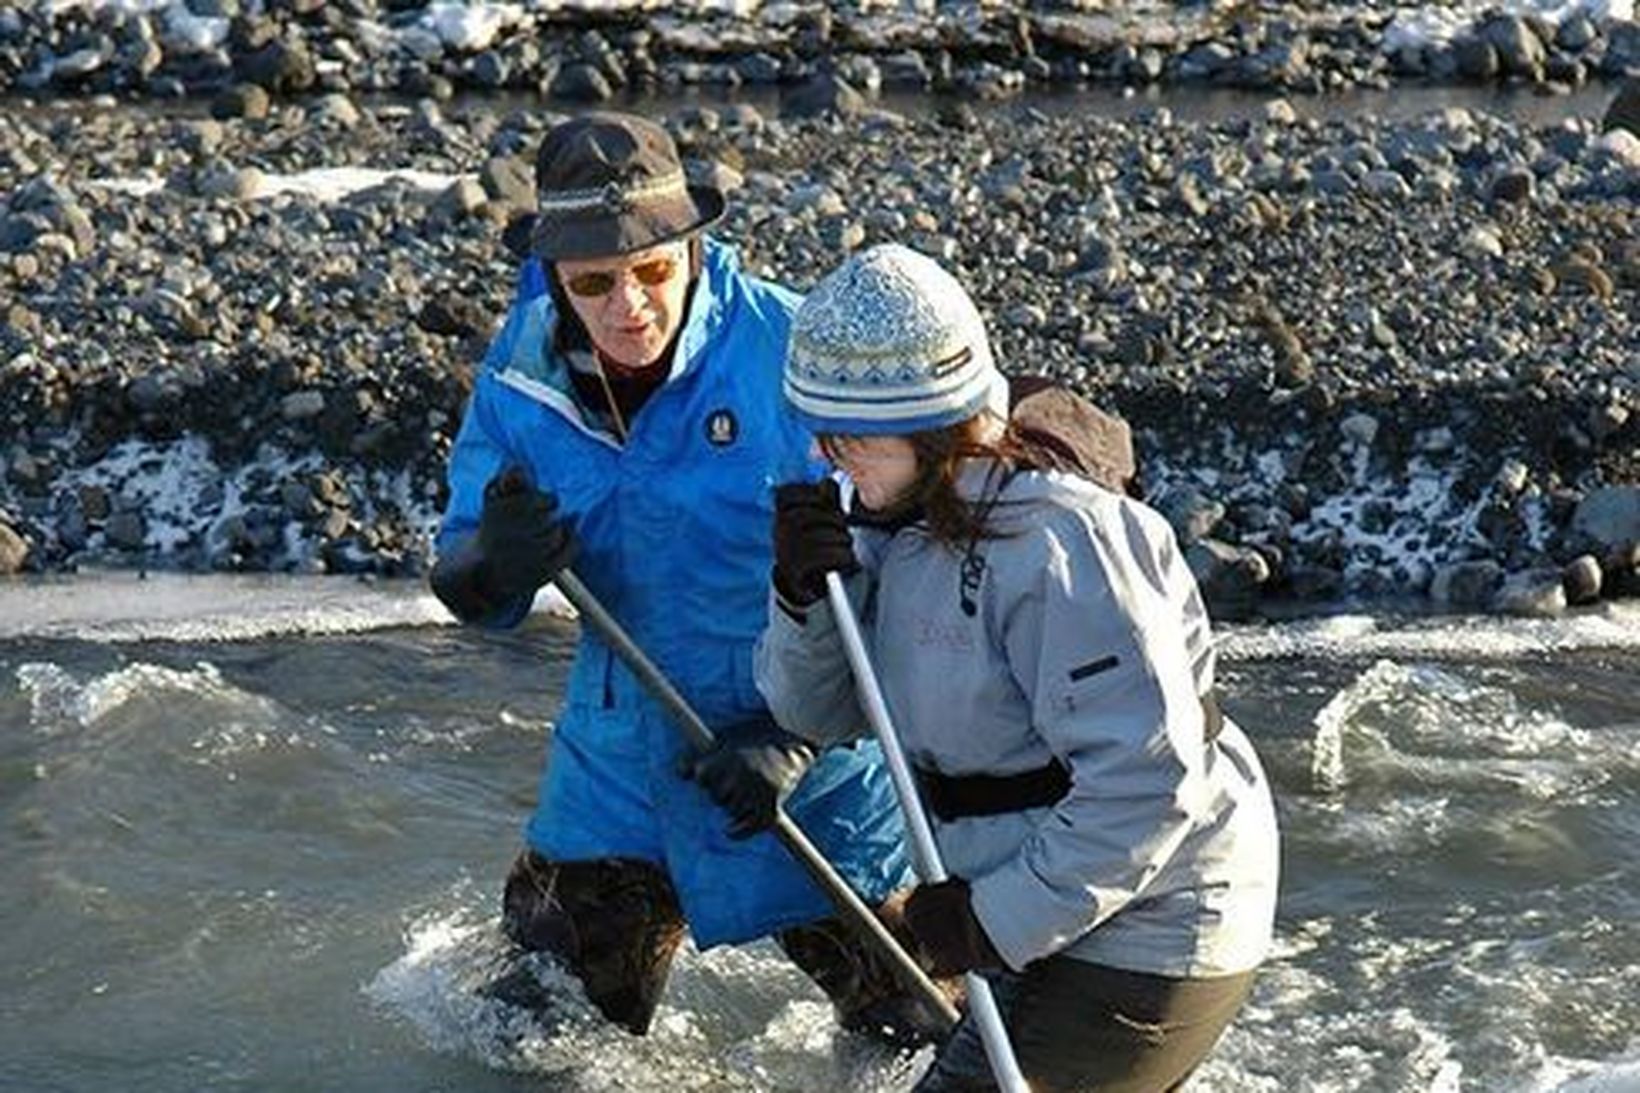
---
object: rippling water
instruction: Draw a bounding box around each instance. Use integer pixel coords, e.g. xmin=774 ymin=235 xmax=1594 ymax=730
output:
xmin=1 ymin=575 xmax=1637 ymax=1092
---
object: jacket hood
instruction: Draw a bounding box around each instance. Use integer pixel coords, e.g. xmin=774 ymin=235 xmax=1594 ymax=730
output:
xmin=1007 ymin=376 xmax=1136 ymax=494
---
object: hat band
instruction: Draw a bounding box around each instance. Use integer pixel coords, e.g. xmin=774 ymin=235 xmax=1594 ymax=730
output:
xmin=785 ymin=349 xmax=999 ymax=423
xmin=537 ymin=171 xmax=690 ymax=216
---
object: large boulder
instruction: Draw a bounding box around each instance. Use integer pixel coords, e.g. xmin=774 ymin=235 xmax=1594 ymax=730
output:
xmin=0 ymin=522 xmax=27 ymax=574
xmin=1572 ymin=486 xmax=1640 ymax=552
xmin=1186 ymin=538 xmax=1271 ymax=621
xmin=782 ymin=73 xmax=865 ymax=120
xmin=1476 ymin=14 xmax=1547 ymax=80
xmin=237 ymin=37 xmax=316 ymax=93
xmin=1562 ymin=555 xmax=1603 ymax=605
xmin=1605 ymin=78 xmax=1640 ymax=135
xmin=1431 ymin=560 xmax=1504 ymax=610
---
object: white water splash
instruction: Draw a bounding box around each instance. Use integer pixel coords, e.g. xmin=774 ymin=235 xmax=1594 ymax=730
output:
xmin=1307 ymin=659 xmax=1609 ymax=795
xmin=1219 ymin=602 xmax=1640 ymax=662
xmin=13 ymin=657 xmax=323 ymax=780
xmin=365 ymin=896 xmax=927 ymax=1092
xmin=17 ymin=659 xmax=247 ymax=732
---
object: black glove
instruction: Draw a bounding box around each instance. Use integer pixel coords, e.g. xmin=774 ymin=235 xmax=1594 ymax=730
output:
xmin=681 ymin=715 xmax=816 ymax=840
xmin=903 ymin=877 xmax=1003 ymax=977
xmin=772 ymin=479 xmax=858 ymax=607
xmin=477 ymin=467 xmax=576 ymax=600
xmin=431 ymin=467 xmax=575 ymax=624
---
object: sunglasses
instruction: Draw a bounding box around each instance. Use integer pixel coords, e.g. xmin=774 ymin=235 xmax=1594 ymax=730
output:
xmin=562 ymin=256 xmax=680 ymax=298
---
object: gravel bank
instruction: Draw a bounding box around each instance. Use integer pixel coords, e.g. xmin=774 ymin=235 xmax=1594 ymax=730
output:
xmin=1 ymin=85 xmax=1637 ymax=620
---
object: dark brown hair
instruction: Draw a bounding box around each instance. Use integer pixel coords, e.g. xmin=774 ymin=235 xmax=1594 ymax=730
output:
xmin=835 ymin=415 xmax=1042 ymax=547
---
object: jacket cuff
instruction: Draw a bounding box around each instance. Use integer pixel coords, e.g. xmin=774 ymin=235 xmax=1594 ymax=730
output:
xmin=430 ymin=536 xmax=532 ymax=629
xmin=772 ymin=578 xmax=814 ymax=625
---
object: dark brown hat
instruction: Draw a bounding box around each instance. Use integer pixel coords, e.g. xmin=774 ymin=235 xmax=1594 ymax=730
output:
xmin=530 ymin=112 xmax=726 ymax=261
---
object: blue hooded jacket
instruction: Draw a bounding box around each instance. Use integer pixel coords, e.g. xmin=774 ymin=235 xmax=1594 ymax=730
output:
xmin=437 ymin=240 xmax=911 ymax=946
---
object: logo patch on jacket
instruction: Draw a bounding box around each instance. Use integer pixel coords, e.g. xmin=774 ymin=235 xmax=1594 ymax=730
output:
xmin=705 ymin=408 xmax=738 ymax=447
xmin=914 ymin=615 xmax=976 ymax=652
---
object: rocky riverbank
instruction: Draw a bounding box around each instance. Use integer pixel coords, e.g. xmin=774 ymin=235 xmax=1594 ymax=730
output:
xmin=3 ymin=1 xmax=1640 ymax=106
xmin=1 ymin=78 xmax=1638 ymax=620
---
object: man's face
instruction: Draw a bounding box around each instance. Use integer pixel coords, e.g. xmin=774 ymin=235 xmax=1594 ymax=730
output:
xmin=556 ymin=240 xmax=691 ymax=369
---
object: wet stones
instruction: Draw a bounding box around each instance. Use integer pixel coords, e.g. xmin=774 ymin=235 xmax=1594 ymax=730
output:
xmin=1431 ymin=560 xmax=1505 ymax=610
xmin=1161 ymin=486 xmax=1227 ymax=546
xmin=236 ymin=37 xmax=315 ymax=94
xmin=1607 ymin=545 xmax=1640 ymax=599
xmin=1492 ymin=568 xmax=1566 ymax=617
xmin=549 ymin=63 xmax=613 ymax=104
xmin=279 ymin=390 xmax=326 ymax=421
xmin=1562 ymin=554 xmax=1603 ymax=606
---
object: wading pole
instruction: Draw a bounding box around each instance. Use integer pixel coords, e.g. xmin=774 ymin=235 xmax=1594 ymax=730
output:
xmin=826 ymin=571 xmax=1032 ymax=1093
xmin=552 ymin=569 xmax=959 ymax=1031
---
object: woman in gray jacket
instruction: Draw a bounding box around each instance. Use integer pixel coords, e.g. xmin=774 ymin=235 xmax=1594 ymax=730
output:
xmin=745 ymin=245 xmax=1281 ymax=1092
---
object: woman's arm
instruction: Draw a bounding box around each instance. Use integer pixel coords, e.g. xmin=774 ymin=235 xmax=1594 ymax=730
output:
xmin=753 ymin=569 xmax=873 ymax=747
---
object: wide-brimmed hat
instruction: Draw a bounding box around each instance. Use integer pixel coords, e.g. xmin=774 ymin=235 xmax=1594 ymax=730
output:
xmin=784 ymin=244 xmax=1007 ymax=435
xmin=530 ymin=112 xmax=726 ymax=262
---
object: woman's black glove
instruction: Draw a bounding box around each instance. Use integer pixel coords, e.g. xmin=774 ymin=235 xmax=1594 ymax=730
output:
xmin=431 ymin=467 xmax=575 ymax=624
xmin=681 ymin=715 xmax=817 ymax=839
xmin=903 ymin=877 xmax=1003 ymax=977
xmin=772 ymin=479 xmax=858 ymax=607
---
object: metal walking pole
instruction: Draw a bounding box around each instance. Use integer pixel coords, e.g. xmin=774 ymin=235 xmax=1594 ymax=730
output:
xmin=826 ymin=571 xmax=1032 ymax=1093
xmin=552 ymin=569 xmax=960 ymax=1031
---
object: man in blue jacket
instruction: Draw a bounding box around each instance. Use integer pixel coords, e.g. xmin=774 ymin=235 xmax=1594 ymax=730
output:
xmin=429 ymin=112 xmax=921 ymax=1040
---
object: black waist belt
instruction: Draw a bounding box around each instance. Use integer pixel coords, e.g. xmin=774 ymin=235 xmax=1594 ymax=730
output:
xmin=915 ymin=691 xmax=1224 ymax=823
xmin=916 ymin=759 xmax=1072 ymax=822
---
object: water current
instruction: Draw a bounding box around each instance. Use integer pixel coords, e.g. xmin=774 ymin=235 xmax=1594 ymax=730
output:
xmin=1 ymin=575 xmax=1635 ymax=1091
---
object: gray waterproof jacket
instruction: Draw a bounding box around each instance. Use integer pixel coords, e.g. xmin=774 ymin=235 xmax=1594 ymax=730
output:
xmin=756 ymin=462 xmax=1279 ymax=978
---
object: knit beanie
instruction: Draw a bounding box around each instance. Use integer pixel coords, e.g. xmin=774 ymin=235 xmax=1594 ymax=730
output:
xmin=784 ymin=244 xmax=1007 ymax=435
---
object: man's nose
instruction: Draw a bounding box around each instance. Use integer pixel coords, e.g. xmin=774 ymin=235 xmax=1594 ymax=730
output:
xmin=607 ymin=272 xmax=649 ymax=313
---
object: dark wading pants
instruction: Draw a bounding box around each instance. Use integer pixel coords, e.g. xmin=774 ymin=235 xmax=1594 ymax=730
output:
xmin=914 ymin=958 xmax=1256 ymax=1093
xmin=498 ymin=849 xmax=950 ymax=1044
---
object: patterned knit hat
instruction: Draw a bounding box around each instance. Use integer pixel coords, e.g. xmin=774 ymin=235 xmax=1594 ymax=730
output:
xmin=784 ymin=244 xmax=1007 ymax=435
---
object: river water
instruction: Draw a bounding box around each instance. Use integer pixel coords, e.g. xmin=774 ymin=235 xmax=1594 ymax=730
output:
xmin=0 ymin=573 xmax=1637 ymax=1092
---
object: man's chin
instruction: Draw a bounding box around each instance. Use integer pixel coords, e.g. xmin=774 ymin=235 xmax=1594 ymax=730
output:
xmin=605 ymin=341 xmax=662 ymax=370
